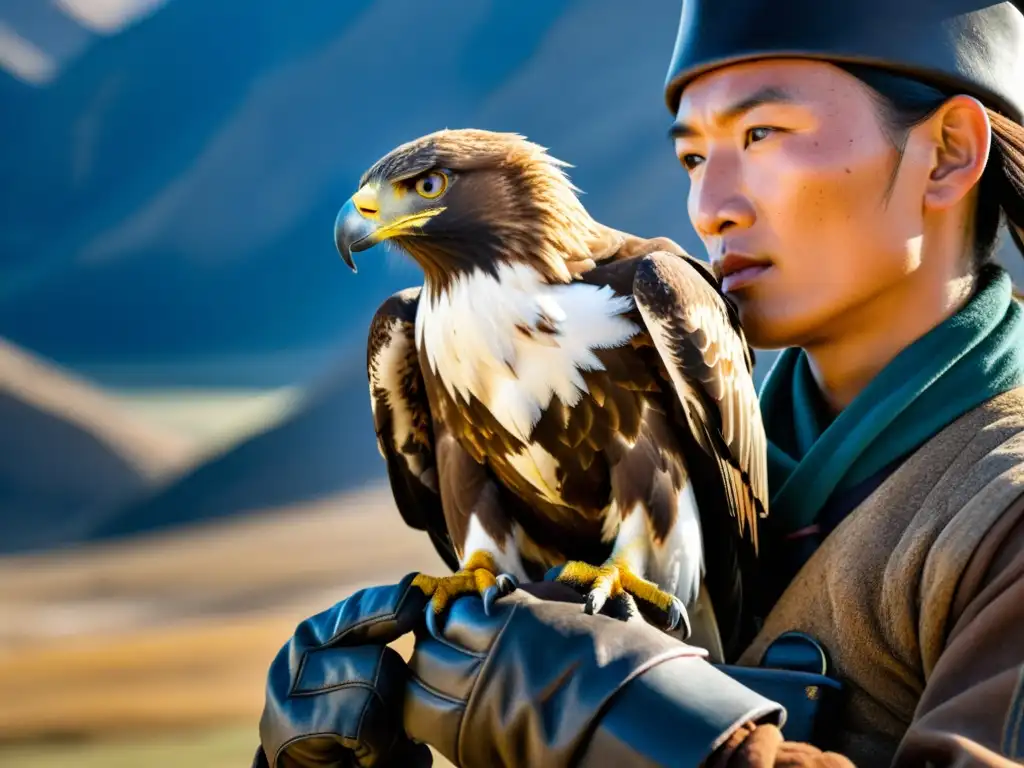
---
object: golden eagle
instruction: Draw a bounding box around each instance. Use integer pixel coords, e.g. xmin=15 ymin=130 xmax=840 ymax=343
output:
xmin=335 ymin=129 xmax=768 ymax=660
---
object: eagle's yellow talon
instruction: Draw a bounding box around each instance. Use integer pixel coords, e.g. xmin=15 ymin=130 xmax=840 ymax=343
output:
xmin=618 ymin=568 xmax=675 ymax=613
xmin=412 ymin=550 xmax=504 ymax=617
xmin=411 ymin=573 xmax=440 ymax=594
xmin=554 ymin=560 xmax=604 ymax=588
xmin=474 ymin=567 xmax=497 ymax=594
xmin=555 ymin=557 xmax=686 ymax=631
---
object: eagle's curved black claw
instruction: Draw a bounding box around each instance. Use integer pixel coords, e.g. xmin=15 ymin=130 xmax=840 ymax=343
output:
xmin=495 ymin=572 xmax=519 ymax=594
xmin=482 ymin=573 xmax=520 ymax=615
xmin=481 ymin=585 xmax=499 ymax=616
xmin=424 ymin=601 xmax=444 ymax=636
xmin=666 ymin=596 xmax=691 ymax=637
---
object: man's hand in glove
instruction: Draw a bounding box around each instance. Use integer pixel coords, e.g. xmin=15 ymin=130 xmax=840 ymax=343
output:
xmin=253 ymin=569 xmax=793 ymax=767
xmin=252 ymin=572 xmax=433 ymax=768
xmin=403 ymin=579 xmax=785 ymax=768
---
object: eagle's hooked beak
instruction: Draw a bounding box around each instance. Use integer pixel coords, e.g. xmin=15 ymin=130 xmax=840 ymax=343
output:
xmin=334 ymin=185 xmax=381 ymax=273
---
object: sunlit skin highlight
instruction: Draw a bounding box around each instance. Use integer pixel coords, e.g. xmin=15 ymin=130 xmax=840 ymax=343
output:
xmin=671 ymin=60 xmax=991 ymax=411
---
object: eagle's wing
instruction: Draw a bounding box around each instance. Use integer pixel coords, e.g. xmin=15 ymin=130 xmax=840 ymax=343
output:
xmin=631 ymin=251 xmax=769 ymax=553
xmin=367 ymin=287 xmax=459 ymax=572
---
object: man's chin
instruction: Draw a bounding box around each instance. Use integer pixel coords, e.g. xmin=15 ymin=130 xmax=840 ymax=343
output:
xmin=731 ymin=301 xmax=801 ymax=351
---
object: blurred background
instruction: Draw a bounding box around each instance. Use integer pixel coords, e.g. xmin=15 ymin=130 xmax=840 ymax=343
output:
xmin=0 ymin=1 xmax=1020 ymax=766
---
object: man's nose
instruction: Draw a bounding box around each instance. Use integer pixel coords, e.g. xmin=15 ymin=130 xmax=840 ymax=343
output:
xmin=691 ymin=154 xmax=756 ymax=237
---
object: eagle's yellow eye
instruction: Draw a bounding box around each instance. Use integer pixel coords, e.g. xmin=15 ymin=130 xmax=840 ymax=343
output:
xmin=415 ymin=172 xmax=448 ymax=199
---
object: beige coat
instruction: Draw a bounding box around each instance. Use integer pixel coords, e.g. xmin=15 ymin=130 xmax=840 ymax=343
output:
xmin=739 ymin=387 xmax=1024 ymax=767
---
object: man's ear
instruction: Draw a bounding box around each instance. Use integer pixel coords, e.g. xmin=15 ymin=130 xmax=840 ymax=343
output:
xmin=920 ymin=94 xmax=991 ymax=211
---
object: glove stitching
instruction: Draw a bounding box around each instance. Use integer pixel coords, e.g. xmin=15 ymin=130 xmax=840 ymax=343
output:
xmin=291 ymin=651 xmax=309 ymax=698
xmin=351 ymin=646 xmax=385 ymax=755
xmin=429 ymin=630 xmax=489 ymax=660
xmin=407 ymin=672 xmax=469 ymax=707
xmin=291 ymin=679 xmax=383 ymax=697
xmin=291 ymin=650 xmax=387 ymax=697
xmin=332 ymin=580 xmax=418 ymax=646
xmin=275 ymin=731 xmax=358 ymax=763
xmin=330 ymin=612 xmax=399 ymax=646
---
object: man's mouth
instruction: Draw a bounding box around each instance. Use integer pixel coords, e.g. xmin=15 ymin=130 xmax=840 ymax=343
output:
xmin=714 ymin=252 xmax=773 ymax=293
xmin=721 ymin=264 xmax=771 ymax=292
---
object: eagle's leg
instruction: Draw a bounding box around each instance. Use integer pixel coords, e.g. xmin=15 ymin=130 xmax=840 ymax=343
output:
xmin=411 ymin=431 xmax=525 ymax=625
xmin=555 ymin=505 xmax=689 ymax=634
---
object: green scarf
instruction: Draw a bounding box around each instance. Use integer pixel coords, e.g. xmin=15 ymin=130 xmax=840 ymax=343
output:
xmin=760 ymin=264 xmax=1024 ymax=535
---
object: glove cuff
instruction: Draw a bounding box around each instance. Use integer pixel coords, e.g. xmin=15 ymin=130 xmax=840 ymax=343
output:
xmin=578 ymin=656 xmax=786 ymax=767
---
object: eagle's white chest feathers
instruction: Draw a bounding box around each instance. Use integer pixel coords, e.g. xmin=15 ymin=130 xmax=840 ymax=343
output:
xmin=415 ymin=262 xmax=640 ymax=444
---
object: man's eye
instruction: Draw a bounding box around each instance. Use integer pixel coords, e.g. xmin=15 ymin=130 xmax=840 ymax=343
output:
xmin=681 ymin=154 xmax=704 ymax=171
xmin=745 ymin=126 xmax=775 ymax=147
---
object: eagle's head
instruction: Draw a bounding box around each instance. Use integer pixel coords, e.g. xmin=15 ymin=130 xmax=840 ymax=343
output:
xmin=334 ymin=128 xmax=602 ymax=290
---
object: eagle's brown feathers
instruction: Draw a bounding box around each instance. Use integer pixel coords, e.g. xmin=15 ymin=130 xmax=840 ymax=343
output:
xmin=363 ymin=129 xmax=604 ymax=290
xmin=354 ymin=128 xmax=768 ymax=659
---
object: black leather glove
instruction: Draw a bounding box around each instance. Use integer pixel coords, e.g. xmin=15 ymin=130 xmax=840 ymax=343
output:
xmin=252 ymin=572 xmax=433 ymax=768
xmin=255 ymin=575 xmax=785 ymax=768
xmin=404 ymin=580 xmax=786 ymax=768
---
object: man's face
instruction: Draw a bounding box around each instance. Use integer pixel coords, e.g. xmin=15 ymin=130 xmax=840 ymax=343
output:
xmin=672 ymin=59 xmax=932 ymax=349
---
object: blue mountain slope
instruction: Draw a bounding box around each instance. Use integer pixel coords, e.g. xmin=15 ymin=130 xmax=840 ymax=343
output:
xmin=83 ymin=362 xmax=382 ymax=546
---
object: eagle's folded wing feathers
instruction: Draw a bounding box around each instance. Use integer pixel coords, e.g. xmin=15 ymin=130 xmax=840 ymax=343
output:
xmin=367 ymin=287 xmax=459 ymax=571
xmin=632 ymin=252 xmax=769 ymax=553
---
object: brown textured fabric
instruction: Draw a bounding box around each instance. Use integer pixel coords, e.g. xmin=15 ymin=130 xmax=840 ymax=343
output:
xmin=705 ymin=722 xmax=854 ymax=767
xmin=733 ymin=387 xmax=1024 ymax=766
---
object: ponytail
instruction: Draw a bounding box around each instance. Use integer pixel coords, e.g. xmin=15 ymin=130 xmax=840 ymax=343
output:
xmin=989 ymin=110 xmax=1024 ymax=260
